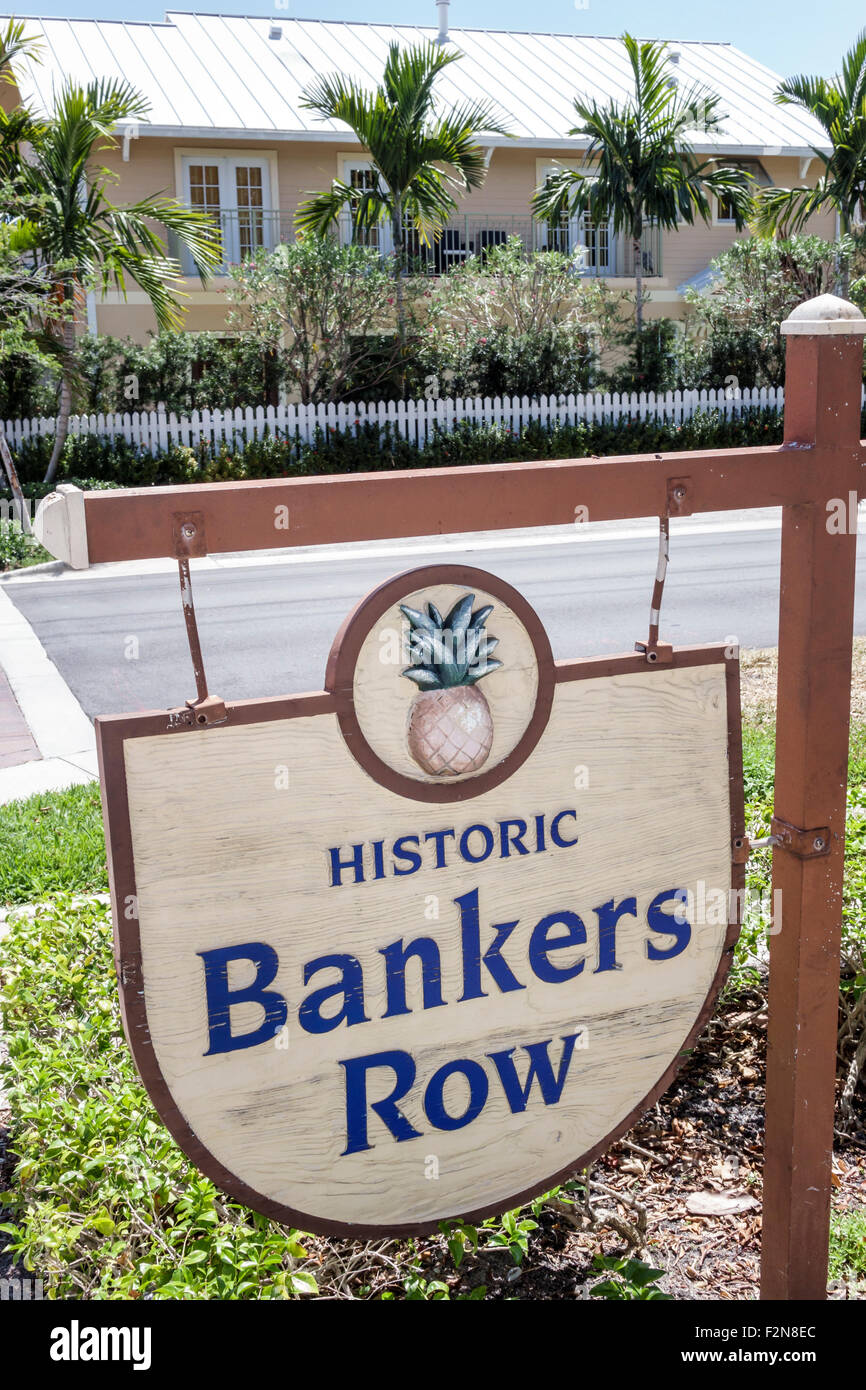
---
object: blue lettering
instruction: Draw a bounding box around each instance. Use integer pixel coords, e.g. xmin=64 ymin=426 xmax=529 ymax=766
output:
xmin=329 ymin=843 xmax=364 ymax=886
xmin=550 ymin=810 xmax=579 ymax=848
xmin=455 ymin=888 xmax=525 ymax=1000
xmin=299 ymin=953 xmax=369 ymax=1033
xmin=488 ymin=1033 xmax=582 ymax=1112
xmin=380 ymin=936 xmax=446 ymax=1018
xmin=340 ymin=1049 xmax=421 ymax=1155
xmin=424 ymin=828 xmax=455 ymax=867
xmin=593 ymin=896 xmax=636 ymax=973
xmin=459 ymin=823 xmax=495 ymax=863
xmin=529 ymin=911 xmax=586 ymax=982
xmin=499 ymin=818 xmax=529 ymax=857
xmin=424 ymin=1059 xmax=489 ymax=1131
xmin=392 ymin=835 xmax=422 ymax=876
xmin=199 ymin=943 xmax=287 ymax=1055
xmin=646 ymin=888 xmax=691 ymax=960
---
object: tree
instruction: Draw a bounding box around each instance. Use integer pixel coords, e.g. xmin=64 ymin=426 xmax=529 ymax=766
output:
xmin=227 ymin=238 xmax=434 ymax=404
xmin=294 ymin=40 xmax=510 ymax=347
xmin=0 ymin=17 xmax=43 ymax=178
xmin=427 ymin=236 xmax=625 ymax=395
xmin=14 ymin=79 xmax=220 ymax=484
xmin=753 ymin=31 xmax=866 ymax=296
xmin=532 ymin=33 xmax=753 ymax=368
xmin=682 ymin=234 xmax=842 ymax=388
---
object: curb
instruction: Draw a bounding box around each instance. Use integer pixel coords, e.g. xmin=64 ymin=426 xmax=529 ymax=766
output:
xmin=0 ymin=559 xmax=67 ymax=581
xmin=0 ymin=586 xmax=96 ymax=804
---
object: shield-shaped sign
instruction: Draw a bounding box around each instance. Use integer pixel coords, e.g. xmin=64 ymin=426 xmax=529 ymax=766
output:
xmin=97 ymin=564 xmax=743 ymax=1236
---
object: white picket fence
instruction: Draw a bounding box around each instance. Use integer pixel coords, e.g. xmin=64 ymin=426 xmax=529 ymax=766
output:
xmin=1 ymin=385 xmax=795 ymax=455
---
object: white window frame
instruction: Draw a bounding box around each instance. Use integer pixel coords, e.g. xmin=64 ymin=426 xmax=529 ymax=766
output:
xmin=174 ymin=149 xmax=279 ymax=273
xmin=338 ymin=154 xmax=393 ymax=255
xmin=536 ymin=160 xmax=615 ymax=272
xmin=713 ymin=191 xmax=739 ymax=226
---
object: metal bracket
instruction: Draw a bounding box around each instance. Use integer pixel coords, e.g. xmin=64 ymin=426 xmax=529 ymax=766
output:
xmin=770 ymin=816 xmax=830 ymax=859
xmin=635 ymin=513 xmax=673 ymax=664
xmin=186 ymin=693 xmax=228 ymax=728
xmin=172 ymin=510 xmax=227 ymax=726
xmin=736 ymin=820 xmax=831 ymax=862
xmin=173 ymin=510 xmax=207 ymax=558
xmin=667 ymin=476 xmax=692 ymax=516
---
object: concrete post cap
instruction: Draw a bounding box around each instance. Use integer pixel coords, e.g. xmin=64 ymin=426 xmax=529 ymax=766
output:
xmin=781 ymin=293 xmax=866 ymax=335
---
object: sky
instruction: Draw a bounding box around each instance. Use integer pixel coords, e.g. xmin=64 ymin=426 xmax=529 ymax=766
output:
xmin=7 ymin=0 xmax=864 ymax=80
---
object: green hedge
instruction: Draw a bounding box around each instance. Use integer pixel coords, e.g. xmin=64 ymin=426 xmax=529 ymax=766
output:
xmin=6 ymin=408 xmax=786 ymax=492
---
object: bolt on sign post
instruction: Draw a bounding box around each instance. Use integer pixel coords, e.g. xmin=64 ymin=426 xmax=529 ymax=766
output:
xmin=33 ymin=295 xmax=866 ymax=1295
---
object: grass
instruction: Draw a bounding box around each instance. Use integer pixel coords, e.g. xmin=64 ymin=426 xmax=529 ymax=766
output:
xmin=0 ymin=782 xmax=107 ymax=905
xmin=829 ymin=1210 xmax=866 ymax=1282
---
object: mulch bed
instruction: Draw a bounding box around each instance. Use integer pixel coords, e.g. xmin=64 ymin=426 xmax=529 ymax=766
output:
xmin=298 ymin=986 xmax=866 ymax=1300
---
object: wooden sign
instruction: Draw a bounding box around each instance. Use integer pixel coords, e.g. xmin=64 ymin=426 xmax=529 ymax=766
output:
xmin=97 ymin=564 xmax=743 ymax=1236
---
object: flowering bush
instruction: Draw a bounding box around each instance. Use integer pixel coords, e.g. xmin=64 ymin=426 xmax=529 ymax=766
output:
xmin=227 ymin=238 xmax=434 ymax=404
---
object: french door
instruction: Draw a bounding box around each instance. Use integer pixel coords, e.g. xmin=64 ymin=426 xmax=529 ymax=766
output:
xmin=181 ymin=155 xmax=273 ymax=271
xmin=539 ymin=168 xmax=614 ymax=273
xmin=340 ymin=159 xmax=393 ymax=256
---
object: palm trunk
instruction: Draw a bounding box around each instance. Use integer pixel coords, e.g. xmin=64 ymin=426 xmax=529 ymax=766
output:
xmin=837 ymin=212 xmax=851 ymax=300
xmin=392 ymin=193 xmax=407 ymax=396
xmin=633 ymin=214 xmax=644 ymax=381
xmin=392 ymin=195 xmax=405 ymax=345
xmin=44 ymin=315 xmax=76 ymax=487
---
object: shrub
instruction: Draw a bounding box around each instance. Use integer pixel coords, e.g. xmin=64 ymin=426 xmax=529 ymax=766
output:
xmin=227 ymin=239 xmax=433 ymax=404
xmin=0 ymin=518 xmax=33 ymax=569
xmin=683 ymin=234 xmax=842 ymax=389
xmin=6 ymin=407 xmax=787 ymax=490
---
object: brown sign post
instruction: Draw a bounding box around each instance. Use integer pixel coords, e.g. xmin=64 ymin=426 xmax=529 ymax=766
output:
xmin=34 ymin=294 xmax=866 ymax=1298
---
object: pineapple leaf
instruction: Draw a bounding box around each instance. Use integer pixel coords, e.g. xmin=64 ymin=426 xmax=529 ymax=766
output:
xmin=438 ymin=657 xmax=466 ymax=688
xmin=444 ymin=593 xmax=475 ymax=637
xmin=401 ymin=666 xmax=443 ymax=689
xmin=464 ymin=658 xmax=503 ymax=685
xmin=469 ymin=604 xmax=494 ymax=631
xmin=408 ymin=631 xmax=450 ymax=665
xmin=426 ymin=602 xmax=444 ymax=627
xmin=399 ymin=604 xmax=439 ymax=636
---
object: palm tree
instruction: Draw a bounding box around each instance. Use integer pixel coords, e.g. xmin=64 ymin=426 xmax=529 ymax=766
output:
xmin=753 ymin=31 xmax=866 ymax=296
xmin=295 ymin=40 xmax=511 ymax=345
xmin=532 ymin=33 xmax=753 ymax=366
xmin=17 ymin=79 xmax=220 ymax=484
xmin=0 ymin=19 xmax=43 ymax=177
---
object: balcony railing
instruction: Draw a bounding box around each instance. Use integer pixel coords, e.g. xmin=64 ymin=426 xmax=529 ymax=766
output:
xmin=173 ymin=209 xmax=662 ymax=279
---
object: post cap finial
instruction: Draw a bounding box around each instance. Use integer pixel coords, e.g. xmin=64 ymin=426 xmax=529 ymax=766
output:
xmin=781 ymin=293 xmax=866 ymax=335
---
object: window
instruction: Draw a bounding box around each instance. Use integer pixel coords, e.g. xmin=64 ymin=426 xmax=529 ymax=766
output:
xmin=180 ymin=155 xmax=273 ymax=270
xmin=581 ymin=215 xmax=611 ymax=271
xmin=537 ymin=167 xmax=612 ymax=272
xmin=340 ymin=160 xmax=391 ymax=254
xmin=234 ymin=164 xmax=265 ymax=258
xmin=713 ymin=158 xmax=770 ymax=224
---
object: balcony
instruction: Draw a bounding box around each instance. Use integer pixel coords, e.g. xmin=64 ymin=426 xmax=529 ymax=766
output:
xmin=174 ymin=209 xmax=662 ymax=279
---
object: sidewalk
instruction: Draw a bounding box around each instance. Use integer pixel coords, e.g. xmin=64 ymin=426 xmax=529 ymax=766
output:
xmin=0 ymin=666 xmax=39 ymax=770
xmin=0 ymin=585 xmax=96 ymax=805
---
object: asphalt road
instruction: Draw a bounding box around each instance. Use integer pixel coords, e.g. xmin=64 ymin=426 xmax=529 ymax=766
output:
xmin=6 ymin=521 xmax=866 ymax=721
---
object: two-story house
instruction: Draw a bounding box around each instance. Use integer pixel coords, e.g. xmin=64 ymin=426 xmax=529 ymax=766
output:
xmin=2 ymin=6 xmax=835 ymax=341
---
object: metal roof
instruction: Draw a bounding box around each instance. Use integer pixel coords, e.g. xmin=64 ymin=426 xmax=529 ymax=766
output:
xmin=3 ymin=12 xmax=831 ymax=155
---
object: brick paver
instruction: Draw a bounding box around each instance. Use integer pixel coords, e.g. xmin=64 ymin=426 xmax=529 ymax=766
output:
xmin=0 ymin=665 xmax=38 ymax=770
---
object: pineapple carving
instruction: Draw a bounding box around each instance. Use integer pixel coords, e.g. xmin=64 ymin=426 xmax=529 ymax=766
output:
xmin=400 ymin=593 xmax=502 ymax=777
